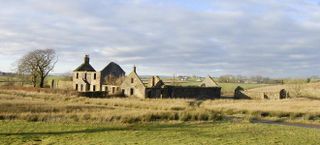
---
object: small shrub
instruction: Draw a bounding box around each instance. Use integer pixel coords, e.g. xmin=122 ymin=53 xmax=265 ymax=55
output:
xmin=224 ymin=109 xmax=237 ymax=115
xmin=0 ymin=115 xmax=5 ymax=120
xmin=260 ymin=112 xmax=270 ymax=117
xmin=170 ymin=106 xmax=185 ymax=111
xmin=82 ymin=114 xmax=91 ymax=120
xmin=179 ymin=112 xmax=192 ymax=121
xmin=290 ymin=113 xmax=305 ymax=120
xmin=70 ymin=115 xmax=79 ymax=122
xmin=251 ymin=111 xmax=262 ymax=117
xmin=305 ymin=114 xmax=320 ymax=121
xmin=209 ymin=112 xmax=223 ymax=121
xmin=277 ymin=112 xmax=290 ymax=118
xmin=169 ymin=112 xmax=179 ymax=120
xmin=198 ymin=113 xmax=209 ymax=121
xmin=26 ymin=115 xmax=39 ymax=122
xmin=121 ymin=116 xmax=141 ymax=124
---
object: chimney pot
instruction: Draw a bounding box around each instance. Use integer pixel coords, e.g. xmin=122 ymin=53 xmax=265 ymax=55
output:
xmin=84 ymin=55 xmax=89 ymax=64
xmin=133 ymin=65 xmax=136 ymax=73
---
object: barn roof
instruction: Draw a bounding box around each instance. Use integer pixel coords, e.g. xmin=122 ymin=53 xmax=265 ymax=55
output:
xmin=101 ymin=62 xmax=125 ymax=77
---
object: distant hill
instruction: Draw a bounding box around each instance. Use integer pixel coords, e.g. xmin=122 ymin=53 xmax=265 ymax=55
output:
xmin=0 ymin=71 xmax=5 ymax=75
xmin=0 ymin=71 xmax=15 ymax=76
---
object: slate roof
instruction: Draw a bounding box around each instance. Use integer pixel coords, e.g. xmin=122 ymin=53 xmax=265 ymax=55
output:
xmin=74 ymin=63 xmax=96 ymax=72
xmin=101 ymin=62 xmax=125 ymax=77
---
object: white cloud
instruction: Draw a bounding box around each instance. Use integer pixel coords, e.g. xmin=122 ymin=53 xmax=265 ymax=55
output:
xmin=0 ymin=0 xmax=319 ymax=77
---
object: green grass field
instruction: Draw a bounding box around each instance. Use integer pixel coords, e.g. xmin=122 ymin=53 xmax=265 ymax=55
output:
xmin=1 ymin=121 xmax=319 ymax=145
xmin=0 ymin=82 xmax=319 ymax=144
xmin=219 ymin=83 xmax=269 ymax=95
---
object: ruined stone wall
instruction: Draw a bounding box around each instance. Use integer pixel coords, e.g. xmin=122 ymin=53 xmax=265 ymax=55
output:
xmin=201 ymin=77 xmax=218 ymax=87
xmin=72 ymin=71 xmax=101 ymax=92
xmin=51 ymin=80 xmax=73 ymax=90
xmin=146 ymin=86 xmax=221 ymax=99
xmin=102 ymin=85 xmax=122 ymax=95
xmin=120 ymin=71 xmax=146 ymax=98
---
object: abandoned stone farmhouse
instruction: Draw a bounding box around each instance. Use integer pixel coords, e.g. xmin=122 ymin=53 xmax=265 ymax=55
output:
xmin=73 ymin=55 xmax=221 ymax=99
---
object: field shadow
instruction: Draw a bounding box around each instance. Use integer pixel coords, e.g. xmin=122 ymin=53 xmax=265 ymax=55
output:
xmin=0 ymin=127 xmax=127 ymax=136
xmin=0 ymin=122 xmax=217 ymax=136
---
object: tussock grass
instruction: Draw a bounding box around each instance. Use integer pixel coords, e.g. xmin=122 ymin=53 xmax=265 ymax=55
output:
xmin=0 ymin=88 xmax=224 ymax=123
xmin=244 ymin=82 xmax=320 ymax=99
xmin=1 ymin=87 xmax=320 ymax=124
xmin=202 ymin=99 xmax=320 ymax=123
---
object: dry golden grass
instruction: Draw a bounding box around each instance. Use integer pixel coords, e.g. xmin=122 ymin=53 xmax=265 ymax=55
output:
xmin=1 ymin=86 xmax=320 ymax=123
xmin=0 ymin=88 xmax=223 ymax=123
xmin=243 ymin=82 xmax=320 ymax=99
xmin=202 ymin=99 xmax=320 ymax=114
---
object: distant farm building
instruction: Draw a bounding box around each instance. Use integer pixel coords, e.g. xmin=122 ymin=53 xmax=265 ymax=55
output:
xmin=73 ymin=55 xmax=221 ymax=99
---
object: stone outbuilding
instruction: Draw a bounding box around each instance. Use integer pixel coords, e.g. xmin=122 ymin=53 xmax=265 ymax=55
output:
xmin=120 ymin=66 xmax=146 ymax=98
xmin=120 ymin=67 xmax=221 ymax=99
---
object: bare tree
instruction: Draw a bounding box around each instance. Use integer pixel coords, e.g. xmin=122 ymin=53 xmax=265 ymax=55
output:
xmin=17 ymin=49 xmax=58 ymax=88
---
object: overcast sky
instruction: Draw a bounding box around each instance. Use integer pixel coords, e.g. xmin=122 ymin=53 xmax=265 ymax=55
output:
xmin=0 ymin=0 xmax=320 ymax=77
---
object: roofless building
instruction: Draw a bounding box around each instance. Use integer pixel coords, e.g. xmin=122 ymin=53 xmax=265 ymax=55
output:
xmin=73 ymin=55 xmax=221 ymax=99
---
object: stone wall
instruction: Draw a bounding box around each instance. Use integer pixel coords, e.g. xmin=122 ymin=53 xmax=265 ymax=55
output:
xmin=102 ymin=85 xmax=122 ymax=95
xmin=73 ymin=71 xmax=101 ymax=92
xmin=51 ymin=80 xmax=73 ymax=90
xmin=77 ymin=91 xmax=107 ymax=98
xmin=120 ymin=70 xmax=146 ymax=98
xmin=146 ymin=86 xmax=221 ymax=99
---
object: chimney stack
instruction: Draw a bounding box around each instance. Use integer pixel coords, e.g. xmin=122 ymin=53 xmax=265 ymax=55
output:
xmin=84 ymin=55 xmax=89 ymax=64
xmin=133 ymin=65 xmax=136 ymax=73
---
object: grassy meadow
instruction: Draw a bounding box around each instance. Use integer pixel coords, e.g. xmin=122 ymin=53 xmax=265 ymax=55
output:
xmin=1 ymin=87 xmax=320 ymax=124
xmin=1 ymin=121 xmax=320 ymax=145
xmin=0 ymin=82 xmax=320 ymax=144
xmin=244 ymin=82 xmax=320 ymax=99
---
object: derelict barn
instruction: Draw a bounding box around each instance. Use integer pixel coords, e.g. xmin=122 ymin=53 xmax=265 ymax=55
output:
xmin=73 ymin=55 xmax=221 ymax=99
xmin=120 ymin=67 xmax=221 ymax=99
xmin=146 ymin=86 xmax=221 ymax=99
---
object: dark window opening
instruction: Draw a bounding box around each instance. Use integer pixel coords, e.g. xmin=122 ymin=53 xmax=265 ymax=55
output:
xmin=131 ymin=78 xmax=134 ymax=83
xmin=94 ymin=73 xmax=96 ymax=80
xmin=152 ymin=77 xmax=155 ymax=86
xmin=84 ymin=73 xmax=87 ymax=79
xmin=86 ymin=84 xmax=90 ymax=91
xmin=148 ymin=91 xmax=152 ymax=98
xmin=75 ymin=84 xmax=78 ymax=91
xmin=93 ymin=85 xmax=96 ymax=91
xmin=130 ymin=88 xmax=134 ymax=95
xmin=81 ymin=84 xmax=83 ymax=91
xmin=112 ymin=87 xmax=115 ymax=93
xmin=122 ymin=89 xmax=125 ymax=94
xmin=76 ymin=73 xmax=79 ymax=79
